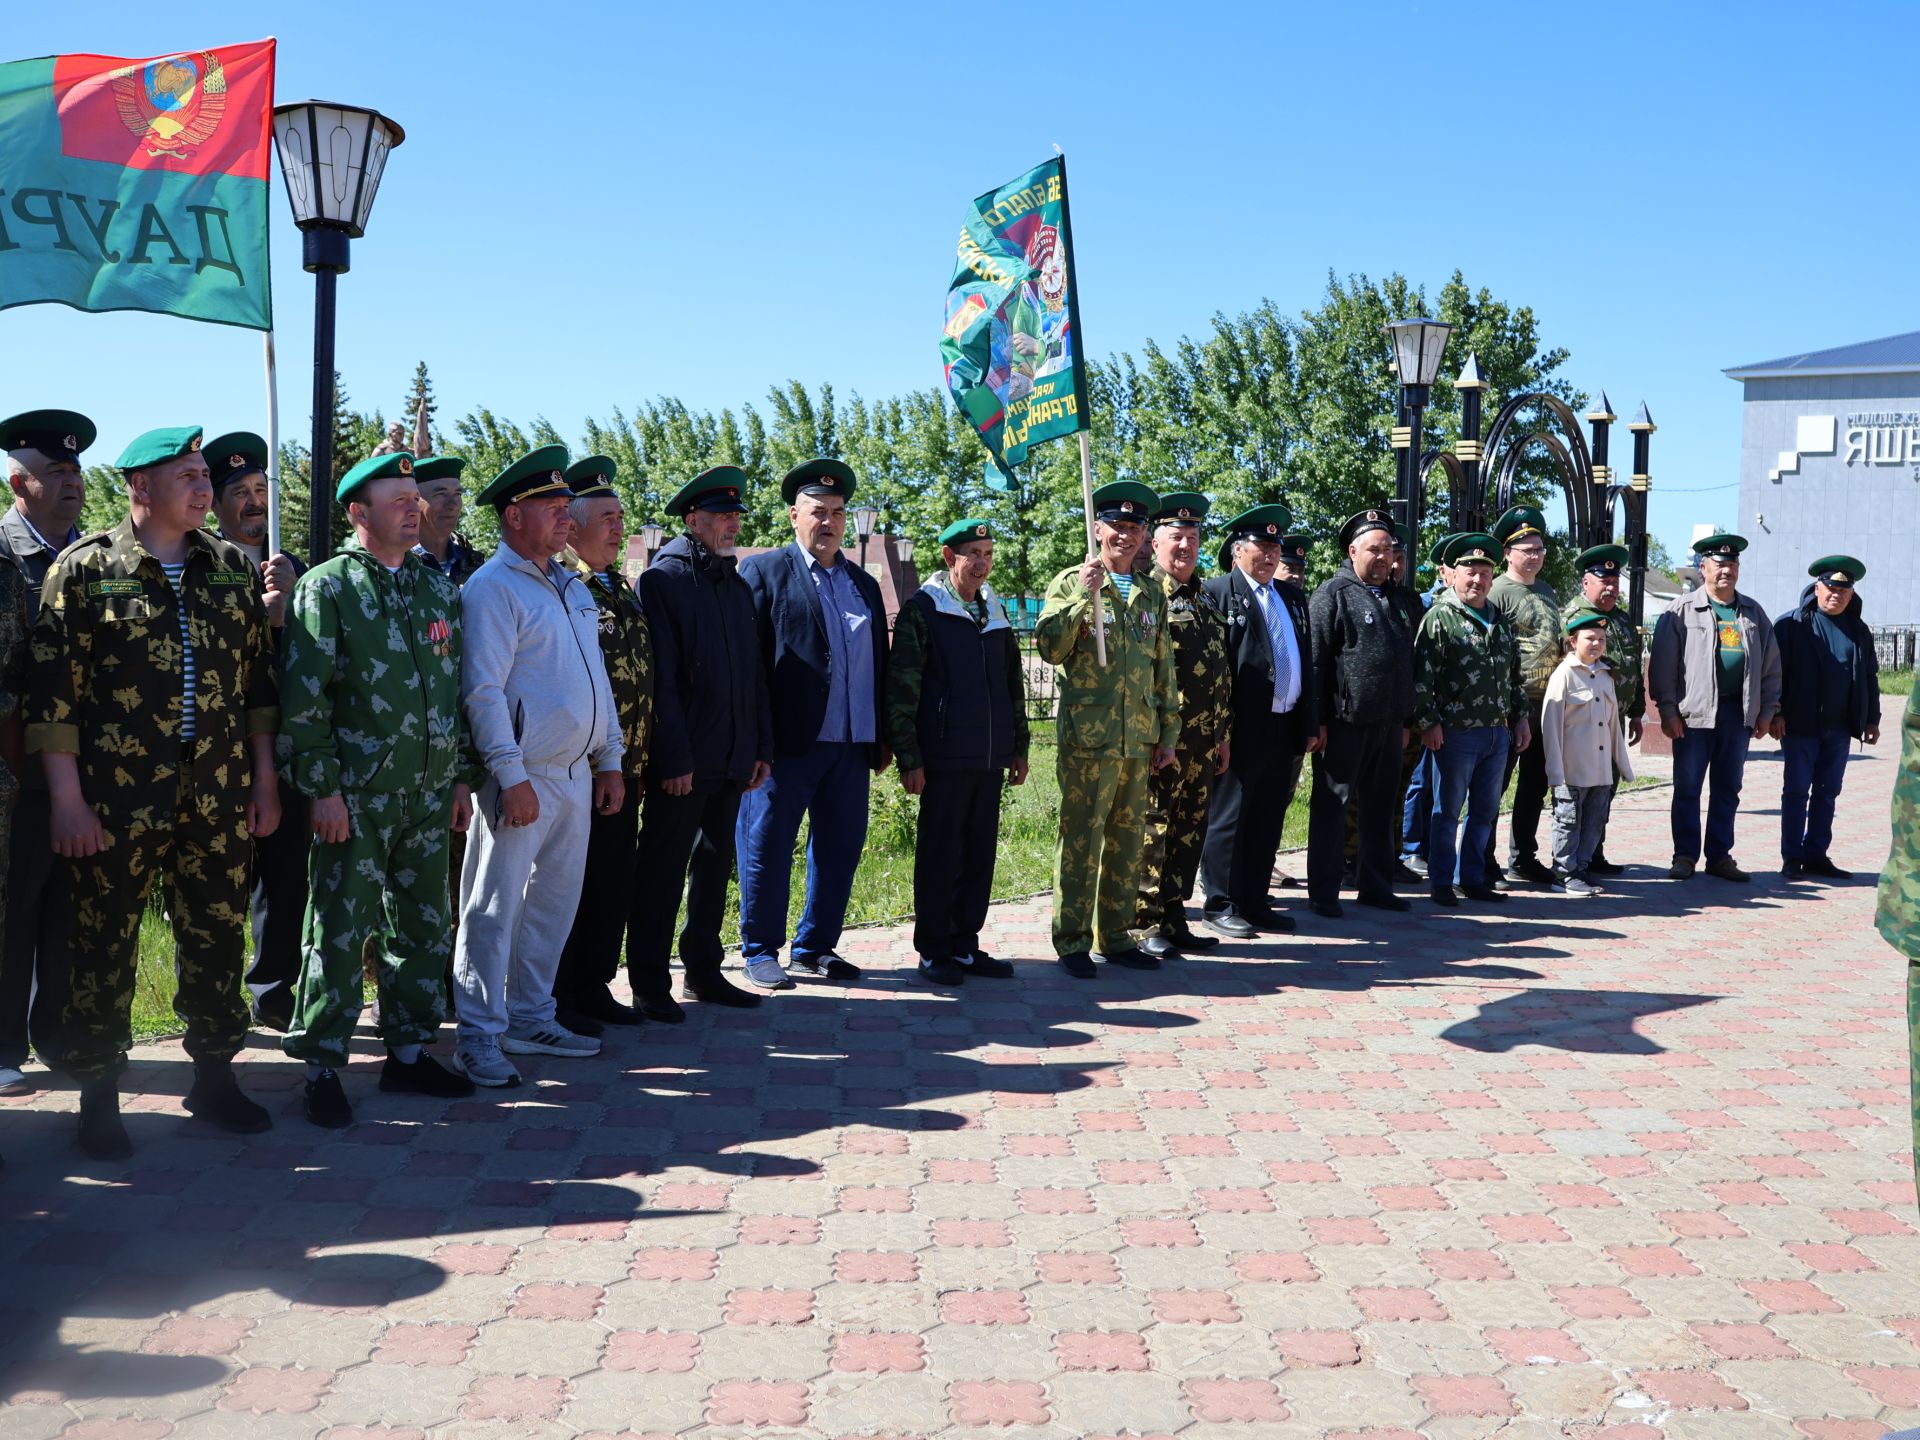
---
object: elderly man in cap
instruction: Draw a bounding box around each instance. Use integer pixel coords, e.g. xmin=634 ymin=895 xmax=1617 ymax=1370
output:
xmin=1133 ymin=492 xmax=1232 ymax=959
xmin=1774 ymin=555 xmax=1879 ymax=880
xmin=886 ymin=518 xmax=1029 ymax=987
xmin=629 ymin=467 xmax=772 ymax=1017
xmin=1036 ymin=481 xmax=1178 ymax=977
xmin=28 ymin=426 xmax=282 ymax=1157
xmin=451 ymin=446 xmax=625 ymax=1087
xmin=552 ymin=457 xmax=652 ymax=1032
xmin=0 ymin=408 xmax=89 ymax=1096
xmin=1649 ymin=532 xmax=1781 ymax=882
xmin=412 ymin=455 xmax=488 ymax=585
xmin=736 ymin=459 xmax=889 ymax=991
xmin=1199 ymin=503 xmax=1321 ymax=938
xmin=1305 ymin=508 xmax=1416 ymax=917
xmin=1563 ymin=544 xmax=1644 ymax=874
xmin=1413 ymin=533 xmax=1529 ymax=907
xmin=1484 ymin=505 xmax=1563 ymax=886
xmin=279 ymin=451 xmax=477 ymax=1125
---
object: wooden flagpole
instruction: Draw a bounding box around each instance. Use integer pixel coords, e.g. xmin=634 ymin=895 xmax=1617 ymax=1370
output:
xmin=262 ymin=329 xmax=282 ymax=558
xmin=1079 ymin=429 xmax=1106 ymax=666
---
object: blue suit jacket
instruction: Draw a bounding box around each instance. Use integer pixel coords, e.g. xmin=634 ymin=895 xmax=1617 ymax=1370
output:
xmin=740 ymin=541 xmax=889 ymax=761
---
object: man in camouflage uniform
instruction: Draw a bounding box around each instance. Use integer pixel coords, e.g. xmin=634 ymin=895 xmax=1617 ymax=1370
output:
xmin=279 ymin=451 xmax=478 ymax=1127
xmin=28 ymin=426 xmax=282 ymax=1158
xmin=1873 ymin=672 xmax=1920 ymax=1204
xmin=412 ymin=455 xmax=489 ymax=584
xmin=1413 ymin=532 xmax=1531 ymax=908
xmin=1564 ymin=543 xmax=1644 ymax=875
xmin=1035 ymin=481 xmax=1178 ymax=978
xmin=1484 ymin=505 xmax=1562 ymax=885
xmin=554 ymin=457 xmax=653 ymax=1032
xmin=1132 ymin=492 xmax=1230 ymax=960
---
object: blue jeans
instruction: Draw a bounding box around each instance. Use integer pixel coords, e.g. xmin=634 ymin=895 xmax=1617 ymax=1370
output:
xmin=1401 ymin=748 xmax=1437 ymax=859
xmin=1781 ymin=726 xmax=1850 ymax=862
xmin=1431 ymin=726 xmax=1510 ymax=891
xmin=1671 ymin=700 xmax=1751 ymax=864
xmin=736 ymin=741 xmax=871 ymax=963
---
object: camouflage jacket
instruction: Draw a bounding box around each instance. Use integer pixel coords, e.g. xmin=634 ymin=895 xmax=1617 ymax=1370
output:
xmin=1563 ymin=594 xmax=1645 ymax=721
xmin=1035 ymin=564 xmax=1179 ymax=758
xmin=1413 ymin=588 xmax=1524 ymax=734
xmin=27 ymin=519 xmax=278 ymax=817
xmin=1151 ymin=564 xmax=1231 ymax=754
xmin=1489 ymin=573 xmax=1563 ymax=704
xmin=413 ymin=532 xmax=489 ymax=586
xmin=563 ymin=549 xmax=653 ymax=781
xmin=1876 ymin=671 xmax=1920 ymax=957
xmin=279 ymin=541 xmax=473 ymax=798
xmin=0 ymin=563 xmax=27 ymax=795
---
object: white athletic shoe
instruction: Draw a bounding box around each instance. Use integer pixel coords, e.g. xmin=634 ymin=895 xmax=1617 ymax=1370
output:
xmin=452 ymin=1037 xmax=522 ymax=1088
xmin=501 ymin=1022 xmax=600 ymax=1057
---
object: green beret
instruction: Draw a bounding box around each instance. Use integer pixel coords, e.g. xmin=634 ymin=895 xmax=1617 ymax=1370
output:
xmin=1092 ymin=480 xmax=1157 ymax=524
xmin=477 ymin=444 xmax=572 ymax=509
xmin=1492 ymin=504 xmax=1549 ymax=547
xmin=0 ymin=408 xmax=95 ymax=463
xmin=337 ymin=450 xmax=416 ymax=504
xmin=1577 ymin=543 xmax=1629 ymax=574
xmin=1149 ymin=491 xmax=1210 ymax=525
xmin=116 ymin=426 xmax=203 ymax=471
xmin=203 ymin=431 xmax=269 ymax=493
xmin=938 ymin=517 xmax=993 ymax=547
xmin=566 ymin=455 xmax=619 ymax=500
xmin=1428 ymin=532 xmax=1460 ymax=567
xmin=781 ymin=458 xmax=857 ymax=505
xmin=412 ymin=455 xmax=467 ymax=484
xmin=1808 ymin=554 xmax=1864 ymax=585
xmin=1564 ymin=608 xmax=1610 ymax=634
xmin=1444 ymin=532 xmax=1498 ymax=566
xmin=1339 ymin=506 xmax=1395 ymax=549
xmin=1691 ymin=532 xmax=1747 ymax=559
xmin=666 ymin=465 xmax=749 ymax=517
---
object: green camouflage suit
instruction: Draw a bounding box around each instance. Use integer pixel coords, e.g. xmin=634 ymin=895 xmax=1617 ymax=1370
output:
xmin=27 ymin=521 xmax=279 ymax=1080
xmin=1413 ymin=589 xmax=1524 ymax=733
xmin=1875 ymin=672 xmax=1920 ymax=1201
xmin=278 ymin=544 xmax=473 ymax=1065
xmin=1036 ymin=565 xmax=1179 ymax=956
xmin=1134 ymin=564 xmax=1231 ymax=935
xmin=565 ymin=550 xmax=654 ymax=779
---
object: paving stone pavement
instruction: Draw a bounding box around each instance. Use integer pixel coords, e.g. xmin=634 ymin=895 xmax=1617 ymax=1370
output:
xmin=1 ymin=742 xmax=1915 ymax=1439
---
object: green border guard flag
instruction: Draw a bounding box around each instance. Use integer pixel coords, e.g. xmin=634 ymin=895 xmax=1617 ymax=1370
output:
xmin=941 ymin=156 xmax=1088 ymax=475
xmin=0 ymin=40 xmax=275 ymax=330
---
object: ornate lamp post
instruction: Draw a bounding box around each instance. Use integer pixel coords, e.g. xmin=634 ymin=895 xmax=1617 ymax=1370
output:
xmin=1384 ymin=317 xmax=1453 ymax=554
xmin=1625 ymin=403 xmax=1656 ymax=624
xmin=271 ymin=101 xmax=405 ymax=561
xmin=851 ymin=503 xmax=880 ymax=567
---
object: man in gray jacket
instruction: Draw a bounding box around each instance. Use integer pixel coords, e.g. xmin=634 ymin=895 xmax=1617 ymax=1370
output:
xmin=1648 ymin=532 xmax=1781 ymax=882
xmin=452 ymin=447 xmax=625 ymax=1087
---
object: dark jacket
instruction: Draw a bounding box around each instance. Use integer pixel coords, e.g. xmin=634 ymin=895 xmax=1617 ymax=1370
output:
xmin=887 ymin=579 xmax=1025 ymax=773
xmin=740 ymin=541 xmax=888 ymax=762
xmin=638 ymin=534 xmax=772 ymax=785
xmin=1203 ymin=567 xmax=1319 ymax=750
xmin=1774 ymin=583 xmax=1881 ymax=740
xmin=1309 ymin=561 xmax=1416 ymax=727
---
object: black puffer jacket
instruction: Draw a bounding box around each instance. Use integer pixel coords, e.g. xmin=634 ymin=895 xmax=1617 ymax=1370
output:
xmin=1309 ymin=561 xmax=1416 ymax=727
xmin=637 ymin=535 xmax=772 ymax=784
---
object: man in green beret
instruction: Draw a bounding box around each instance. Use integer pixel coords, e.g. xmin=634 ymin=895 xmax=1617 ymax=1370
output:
xmin=553 ymin=457 xmax=654 ymax=1031
xmin=1648 ymin=532 xmax=1781 ymax=881
xmin=1036 ymin=481 xmax=1179 ymax=977
xmin=1562 ymin=543 xmax=1644 ymax=875
xmin=1484 ymin=504 xmax=1563 ymax=885
xmin=1132 ymin=492 xmax=1232 ymax=959
xmin=412 ymin=455 xmax=488 ymax=586
xmin=885 ymin=518 xmax=1029 ymax=986
xmin=1774 ymin=554 xmax=1879 ymax=879
xmin=279 ymin=451 xmax=479 ymax=1125
xmin=27 ymin=426 xmax=282 ymax=1157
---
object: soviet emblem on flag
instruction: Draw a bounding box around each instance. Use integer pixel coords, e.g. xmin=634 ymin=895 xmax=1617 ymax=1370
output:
xmin=110 ymin=52 xmax=227 ymax=161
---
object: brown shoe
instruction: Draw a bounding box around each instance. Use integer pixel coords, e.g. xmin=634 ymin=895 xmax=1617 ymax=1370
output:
xmin=1703 ymin=857 xmax=1750 ymax=883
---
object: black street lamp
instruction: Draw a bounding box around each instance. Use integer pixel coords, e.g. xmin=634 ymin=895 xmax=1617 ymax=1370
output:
xmin=271 ymin=101 xmax=405 ymax=562
xmin=1384 ymin=317 xmax=1453 ymax=555
xmin=851 ymin=503 xmax=880 ymax=567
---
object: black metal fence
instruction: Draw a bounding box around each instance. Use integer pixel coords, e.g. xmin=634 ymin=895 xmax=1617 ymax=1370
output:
xmin=1873 ymin=626 xmax=1920 ymax=671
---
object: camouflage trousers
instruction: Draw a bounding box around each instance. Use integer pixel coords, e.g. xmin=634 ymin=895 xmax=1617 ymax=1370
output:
xmin=284 ymin=787 xmax=453 ymax=1066
xmin=62 ymin=780 xmax=251 ymax=1081
xmin=1053 ymin=749 xmax=1150 ymax=956
xmin=1134 ymin=743 xmax=1217 ymax=934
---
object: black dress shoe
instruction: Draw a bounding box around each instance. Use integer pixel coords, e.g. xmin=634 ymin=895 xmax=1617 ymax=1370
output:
xmin=1668 ymin=857 xmax=1696 ymax=880
xmin=574 ymin=985 xmax=646 ymax=1026
xmin=793 ymin=953 xmax=863 ymax=981
xmin=1803 ymin=856 xmax=1851 ymax=880
xmin=379 ymin=1052 xmax=475 ymax=1098
xmin=1203 ymin=910 xmax=1256 ymax=940
xmin=184 ymin=1062 xmax=272 ymax=1135
xmin=1099 ymin=947 xmax=1160 ymax=971
xmin=1140 ymin=934 xmax=1179 ymax=959
xmin=1510 ymin=857 xmax=1556 ymax=886
xmin=77 ymin=1084 xmax=132 ymax=1160
xmin=1429 ymin=887 xmax=1460 ymax=908
xmin=1245 ymin=907 xmax=1296 ymax=935
xmin=1056 ymin=951 xmax=1097 ymax=979
xmin=1781 ymin=860 xmax=1806 ymax=878
xmin=1307 ymin=899 xmax=1343 ymax=919
xmin=1166 ymin=922 xmax=1218 ymax=951
xmin=1461 ymin=884 xmax=1507 ymax=904
xmin=1355 ymin=893 xmax=1412 ymax=912
xmin=639 ymin=995 xmax=687 ymax=1024
xmin=1585 ymin=854 xmax=1624 ymax=877
xmin=685 ymin=978 xmax=763 ymax=1008
xmin=303 ymin=1068 xmax=354 ymax=1129
xmin=1393 ymin=860 xmax=1425 ymax=883
xmin=554 ymin=1007 xmax=606 ymax=1038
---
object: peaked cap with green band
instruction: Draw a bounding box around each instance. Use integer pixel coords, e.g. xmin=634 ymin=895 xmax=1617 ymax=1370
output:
xmin=478 ymin=444 xmax=572 ymax=509
xmin=337 ymin=450 xmax=416 ymax=504
xmin=203 ymin=431 xmax=269 ymax=493
xmin=1691 ymin=531 xmax=1747 ymax=558
xmin=1444 ymin=531 xmax=1499 ymax=566
xmin=1491 ymin=504 xmax=1549 ymax=547
xmin=781 ymin=457 xmax=857 ymax=505
xmin=116 ymin=426 xmax=203 ymax=471
xmin=1091 ymin=480 xmax=1157 ymax=524
xmin=566 ymin=455 xmax=618 ymax=499
xmin=1564 ymin=608 xmax=1610 ymax=634
xmin=1808 ymin=553 xmax=1865 ymax=584
xmin=938 ymin=517 xmax=993 ymax=548
xmin=1149 ymin=491 xmax=1210 ymax=526
xmin=412 ymin=454 xmax=468 ymax=484
xmin=1215 ymin=501 xmax=1293 ymax=570
xmin=1278 ymin=535 xmax=1311 ymax=564
xmin=0 ymin=408 xmax=95 ymax=463
xmin=1576 ymin=542 xmax=1629 ymax=575
xmin=1428 ymin=532 xmax=1460 ymax=567
xmin=667 ymin=465 xmax=749 ymax=517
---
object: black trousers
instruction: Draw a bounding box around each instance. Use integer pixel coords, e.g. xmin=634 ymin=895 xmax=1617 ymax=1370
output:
xmin=1308 ymin=718 xmax=1402 ymax=903
xmin=1201 ymin=711 xmax=1300 ymax=916
xmin=628 ymin=777 xmax=742 ymax=1001
xmin=556 ymin=776 xmax=641 ymax=1001
xmin=0 ymin=788 xmax=72 ymax=1069
xmin=1485 ymin=695 xmax=1548 ymax=871
xmin=242 ymin=784 xmax=310 ymax=1028
xmin=912 ymin=769 xmax=1003 ymax=962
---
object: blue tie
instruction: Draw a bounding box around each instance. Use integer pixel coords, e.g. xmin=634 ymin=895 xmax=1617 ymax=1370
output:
xmin=1258 ymin=585 xmax=1289 ymax=703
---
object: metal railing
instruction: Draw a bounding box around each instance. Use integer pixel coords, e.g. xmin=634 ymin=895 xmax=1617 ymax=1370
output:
xmin=1872 ymin=626 xmax=1920 ymax=671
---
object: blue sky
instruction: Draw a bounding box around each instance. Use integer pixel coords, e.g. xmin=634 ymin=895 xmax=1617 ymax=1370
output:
xmin=4 ymin=1 xmax=1914 ymax=555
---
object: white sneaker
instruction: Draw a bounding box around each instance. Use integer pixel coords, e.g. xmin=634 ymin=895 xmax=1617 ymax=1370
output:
xmin=743 ymin=956 xmax=795 ymax=991
xmin=501 ymin=1021 xmax=600 ymax=1057
xmin=0 ymin=1065 xmax=32 ymax=1095
xmin=452 ymin=1037 xmax=522 ymax=1088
